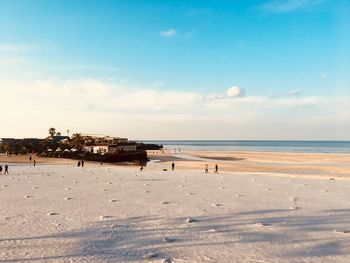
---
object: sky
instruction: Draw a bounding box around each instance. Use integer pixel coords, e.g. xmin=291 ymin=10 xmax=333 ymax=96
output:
xmin=0 ymin=0 xmax=349 ymax=140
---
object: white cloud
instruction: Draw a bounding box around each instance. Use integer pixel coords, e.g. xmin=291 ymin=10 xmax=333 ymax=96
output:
xmin=160 ymin=29 xmax=177 ymax=37
xmin=0 ymin=44 xmax=36 ymax=52
xmin=0 ymin=78 xmax=348 ymax=139
xmin=288 ymin=90 xmax=300 ymax=96
xmin=260 ymin=0 xmax=323 ymax=13
xmin=226 ymin=86 xmax=245 ymax=98
xmin=321 ymin=72 xmax=329 ymax=79
xmin=64 ymin=65 xmax=119 ymax=72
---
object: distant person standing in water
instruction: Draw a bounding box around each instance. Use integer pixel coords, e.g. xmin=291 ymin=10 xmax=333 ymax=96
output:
xmin=214 ymin=164 xmax=219 ymax=174
xmin=205 ymin=164 xmax=209 ymax=174
xmin=171 ymin=162 xmax=175 ymax=171
xmin=4 ymin=164 xmax=9 ymax=174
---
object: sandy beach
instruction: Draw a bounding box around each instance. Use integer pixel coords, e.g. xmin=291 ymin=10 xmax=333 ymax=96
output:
xmin=1 ymin=151 xmax=350 ymax=262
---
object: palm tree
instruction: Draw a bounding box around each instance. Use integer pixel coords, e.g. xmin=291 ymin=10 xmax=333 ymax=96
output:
xmin=48 ymin=128 xmax=56 ymax=138
xmin=71 ymin=133 xmax=84 ymax=151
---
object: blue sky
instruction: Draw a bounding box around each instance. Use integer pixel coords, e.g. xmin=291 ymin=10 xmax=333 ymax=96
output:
xmin=0 ymin=0 xmax=349 ymax=139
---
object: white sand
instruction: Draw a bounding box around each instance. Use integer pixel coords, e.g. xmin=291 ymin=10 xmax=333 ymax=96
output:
xmin=1 ymin=155 xmax=350 ymax=262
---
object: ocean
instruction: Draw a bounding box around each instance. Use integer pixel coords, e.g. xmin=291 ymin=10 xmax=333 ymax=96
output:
xmin=141 ymin=140 xmax=350 ymax=154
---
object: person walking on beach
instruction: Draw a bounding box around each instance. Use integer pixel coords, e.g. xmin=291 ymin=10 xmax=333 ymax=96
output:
xmin=0 ymin=165 xmax=2 ymax=175
xmin=171 ymin=162 xmax=175 ymax=171
xmin=4 ymin=164 xmax=9 ymax=174
xmin=77 ymin=161 xmax=81 ymax=167
xmin=140 ymin=165 xmax=144 ymax=171
xmin=33 ymin=159 xmax=36 ymax=167
xmin=81 ymin=160 xmax=84 ymax=167
xmin=205 ymin=164 xmax=209 ymax=174
xmin=29 ymin=156 xmax=32 ymax=162
xmin=214 ymin=164 xmax=219 ymax=174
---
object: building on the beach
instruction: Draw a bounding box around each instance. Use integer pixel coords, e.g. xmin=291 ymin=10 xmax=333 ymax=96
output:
xmin=81 ymin=134 xmax=137 ymax=154
xmin=46 ymin=135 xmax=70 ymax=143
xmin=108 ymin=143 xmax=137 ymax=153
xmin=81 ymin=134 xmax=128 ymax=146
xmin=84 ymin=145 xmax=109 ymax=154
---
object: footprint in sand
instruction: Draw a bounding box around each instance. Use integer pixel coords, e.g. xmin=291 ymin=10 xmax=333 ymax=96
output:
xmin=161 ymin=201 xmax=170 ymax=205
xmin=64 ymin=197 xmax=73 ymax=200
xmin=254 ymin=222 xmax=271 ymax=227
xmin=211 ymin=203 xmax=223 ymax=207
xmin=186 ymin=217 xmax=196 ymax=223
xmin=163 ymin=237 xmax=175 ymax=243
xmin=24 ymin=195 xmax=33 ymax=198
xmin=334 ymin=229 xmax=350 ymax=234
xmin=65 ymin=187 xmax=71 ymax=190
xmin=107 ymin=182 xmax=113 ymax=185
xmin=142 ymin=252 xmax=158 ymax=259
xmin=47 ymin=212 xmax=59 ymax=216
xmin=100 ymin=215 xmax=113 ymax=220
xmin=289 ymin=206 xmax=300 ymax=210
xmin=3 ymin=185 xmax=8 ymax=188
xmin=109 ymin=199 xmax=118 ymax=202
xmin=236 ymin=194 xmax=244 ymax=197
xmin=32 ymin=186 xmax=39 ymax=189
xmin=101 ymin=189 xmax=107 ymax=192
xmin=73 ymin=181 xmax=78 ymax=184
xmin=187 ymin=192 xmax=195 ymax=195
xmin=145 ymin=190 xmax=151 ymax=193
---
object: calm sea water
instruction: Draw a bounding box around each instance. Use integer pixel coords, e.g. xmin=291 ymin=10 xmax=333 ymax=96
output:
xmin=141 ymin=140 xmax=350 ymax=154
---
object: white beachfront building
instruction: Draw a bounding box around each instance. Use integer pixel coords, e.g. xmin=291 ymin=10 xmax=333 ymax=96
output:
xmin=81 ymin=134 xmax=137 ymax=154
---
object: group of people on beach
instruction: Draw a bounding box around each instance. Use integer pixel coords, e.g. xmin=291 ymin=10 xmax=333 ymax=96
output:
xmin=139 ymin=161 xmax=219 ymax=174
xmin=77 ymin=160 xmax=85 ymax=167
xmin=205 ymin=163 xmax=219 ymax=174
xmin=29 ymin=156 xmax=36 ymax=166
xmin=0 ymin=164 xmax=9 ymax=175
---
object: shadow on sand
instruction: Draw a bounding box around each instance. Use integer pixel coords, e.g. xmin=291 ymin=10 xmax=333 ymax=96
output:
xmin=1 ymin=209 xmax=350 ymax=262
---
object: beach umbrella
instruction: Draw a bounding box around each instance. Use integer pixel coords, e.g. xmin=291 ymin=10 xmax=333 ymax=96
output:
xmin=71 ymin=148 xmax=77 ymax=152
xmin=64 ymin=149 xmax=70 ymax=152
xmin=56 ymin=148 xmax=62 ymax=152
xmin=47 ymin=148 xmax=53 ymax=152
